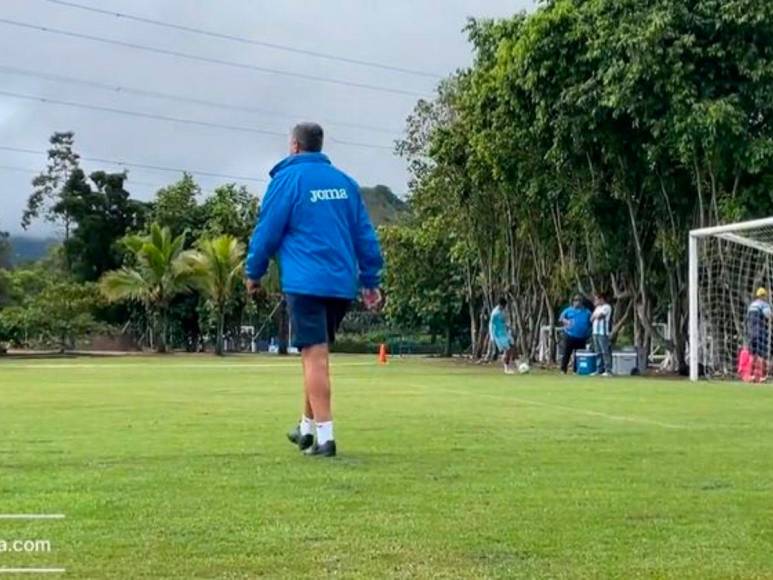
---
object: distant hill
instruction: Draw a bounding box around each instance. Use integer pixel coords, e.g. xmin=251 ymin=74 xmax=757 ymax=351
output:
xmin=8 ymin=235 xmax=58 ymax=265
xmin=360 ymin=185 xmax=408 ymax=226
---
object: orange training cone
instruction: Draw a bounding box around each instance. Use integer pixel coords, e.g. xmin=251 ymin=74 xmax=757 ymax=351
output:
xmin=378 ymin=343 xmax=388 ymax=364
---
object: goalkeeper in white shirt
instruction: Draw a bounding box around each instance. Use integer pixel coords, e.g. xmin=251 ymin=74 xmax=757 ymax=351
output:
xmin=591 ymin=293 xmax=613 ymax=376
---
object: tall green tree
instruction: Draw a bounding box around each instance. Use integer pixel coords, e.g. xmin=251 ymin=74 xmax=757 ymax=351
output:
xmin=381 ymin=218 xmax=465 ymax=356
xmin=23 ymin=132 xmax=81 ymax=256
xmin=99 ymin=224 xmax=197 ymax=353
xmin=59 ymin=170 xmax=149 ymax=281
xmin=185 ymin=235 xmax=245 ymax=356
xmin=395 ymin=0 xmax=773 ymax=367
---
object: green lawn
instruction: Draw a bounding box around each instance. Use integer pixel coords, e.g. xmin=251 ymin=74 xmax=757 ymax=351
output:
xmin=0 ymin=355 xmax=772 ymax=578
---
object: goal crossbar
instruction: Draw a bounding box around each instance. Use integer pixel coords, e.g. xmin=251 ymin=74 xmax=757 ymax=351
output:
xmin=690 ymin=216 xmax=773 ymax=238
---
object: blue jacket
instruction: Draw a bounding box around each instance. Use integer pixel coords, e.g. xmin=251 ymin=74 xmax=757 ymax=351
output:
xmin=560 ymin=306 xmax=592 ymax=339
xmin=245 ymin=153 xmax=383 ymax=299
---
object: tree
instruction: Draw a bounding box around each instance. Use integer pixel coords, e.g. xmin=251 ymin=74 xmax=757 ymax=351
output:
xmin=381 ymin=218 xmax=465 ymax=356
xmin=0 ymin=259 xmax=100 ymax=350
xmin=0 ymin=231 xmax=10 ymax=270
xmin=32 ymin=282 xmax=101 ymax=351
xmin=152 ymin=173 xmax=202 ymax=239
xmin=393 ymin=0 xmax=773 ymax=368
xmin=185 ymin=235 xmax=245 ymax=356
xmin=99 ymin=224 xmax=197 ymax=353
xmin=60 ymin=170 xmax=149 ymax=281
xmin=199 ymin=184 xmax=259 ymax=240
xmin=23 ymin=132 xmax=81 ymax=261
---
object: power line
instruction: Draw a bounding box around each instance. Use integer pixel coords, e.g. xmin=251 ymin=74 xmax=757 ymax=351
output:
xmin=0 ymin=164 xmax=39 ymax=175
xmin=0 ymin=89 xmax=395 ymax=151
xmin=0 ymin=65 xmax=401 ymax=135
xmin=0 ymin=145 xmax=267 ymax=183
xmin=44 ymin=0 xmax=443 ymax=80
xmin=0 ymin=18 xmax=429 ymax=98
xmin=0 ymin=163 xmax=184 ymax=191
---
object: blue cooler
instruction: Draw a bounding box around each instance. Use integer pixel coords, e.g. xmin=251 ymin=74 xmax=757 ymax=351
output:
xmin=576 ymin=351 xmax=598 ymax=375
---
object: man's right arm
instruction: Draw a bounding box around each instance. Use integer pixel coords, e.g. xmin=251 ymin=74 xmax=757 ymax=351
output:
xmin=245 ymin=175 xmax=294 ymax=281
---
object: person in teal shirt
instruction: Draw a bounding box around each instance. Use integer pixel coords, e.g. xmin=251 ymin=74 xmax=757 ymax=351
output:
xmin=489 ymin=297 xmax=516 ymax=374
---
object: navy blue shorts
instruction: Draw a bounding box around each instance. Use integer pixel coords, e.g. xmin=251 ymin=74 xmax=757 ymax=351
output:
xmin=750 ymin=336 xmax=769 ymax=357
xmin=285 ymin=294 xmax=351 ymax=350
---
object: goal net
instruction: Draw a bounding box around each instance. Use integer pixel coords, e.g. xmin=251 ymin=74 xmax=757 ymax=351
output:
xmin=689 ymin=217 xmax=773 ymax=380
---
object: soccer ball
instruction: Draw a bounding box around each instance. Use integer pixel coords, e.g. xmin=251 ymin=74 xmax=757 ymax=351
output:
xmin=518 ymin=362 xmax=531 ymax=374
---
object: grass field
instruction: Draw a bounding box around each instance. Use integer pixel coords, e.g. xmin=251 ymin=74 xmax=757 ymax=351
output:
xmin=1 ymin=355 xmax=772 ymax=578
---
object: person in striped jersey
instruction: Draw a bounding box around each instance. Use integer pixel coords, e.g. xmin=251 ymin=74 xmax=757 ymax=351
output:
xmin=591 ymin=293 xmax=613 ymax=377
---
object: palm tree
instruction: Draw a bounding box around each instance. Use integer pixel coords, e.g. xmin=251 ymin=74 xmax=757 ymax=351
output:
xmin=185 ymin=235 xmax=245 ymax=356
xmin=99 ymin=224 xmax=197 ymax=353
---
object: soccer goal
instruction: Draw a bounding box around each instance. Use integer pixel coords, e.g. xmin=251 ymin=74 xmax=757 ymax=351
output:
xmin=689 ymin=217 xmax=773 ymax=381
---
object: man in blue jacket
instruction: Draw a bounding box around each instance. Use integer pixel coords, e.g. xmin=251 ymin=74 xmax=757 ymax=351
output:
xmin=559 ymin=294 xmax=592 ymax=374
xmin=245 ymin=122 xmax=384 ymax=457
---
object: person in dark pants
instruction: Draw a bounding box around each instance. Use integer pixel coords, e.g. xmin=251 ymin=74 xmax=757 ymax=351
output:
xmin=746 ymin=287 xmax=772 ymax=383
xmin=559 ymin=295 xmax=592 ymax=374
xmin=245 ymin=122 xmax=384 ymax=457
xmin=591 ymin=292 xmax=614 ymax=376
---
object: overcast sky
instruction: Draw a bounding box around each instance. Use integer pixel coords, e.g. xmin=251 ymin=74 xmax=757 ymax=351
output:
xmin=0 ymin=0 xmax=535 ymax=236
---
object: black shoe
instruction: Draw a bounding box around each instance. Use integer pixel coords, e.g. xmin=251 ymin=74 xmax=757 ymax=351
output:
xmin=287 ymin=425 xmax=314 ymax=451
xmin=303 ymin=440 xmax=337 ymax=457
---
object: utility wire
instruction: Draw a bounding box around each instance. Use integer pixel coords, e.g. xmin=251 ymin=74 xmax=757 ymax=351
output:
xmin=0 ymin=18 xmax=429 ymax=98
xmin=0 ymin=163 xmax=187 ymax=191
xmin=0 ymin=65 xmax=401 ymax=135
xmin=0 ymin=164 xmax=40 ymax=175
xmin=0 ymin=89 xmax=395 ymax=151
xmin=0 ymin=145 xmax=267 ymax=183
xmin=45 ymin=0 xmax=443 ymax=80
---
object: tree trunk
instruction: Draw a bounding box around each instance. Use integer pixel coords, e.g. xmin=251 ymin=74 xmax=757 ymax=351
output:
xmin=157 ymin=309 xmax=168 ymax=354
xmin=215 ymin=306 xmax=226 ymax=356
xmin=444 ymin=320 xmax=453 ymax=357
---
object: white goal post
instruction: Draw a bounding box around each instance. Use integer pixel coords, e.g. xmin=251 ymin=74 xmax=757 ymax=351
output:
xmin=689 ymin=217 xmax=773 ymax=381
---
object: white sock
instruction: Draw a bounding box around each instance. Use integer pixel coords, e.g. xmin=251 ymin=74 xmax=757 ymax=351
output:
xmin=300 ymin=415 xmax=314 ymax=437
xmin=316 ymin=421 xmax=334 ymax=445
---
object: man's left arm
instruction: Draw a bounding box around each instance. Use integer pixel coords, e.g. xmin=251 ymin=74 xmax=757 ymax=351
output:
xmin=245 ymin=175 xmax=294 ymax=283
xmin=353 ymin=190 xmax=384 ymax=290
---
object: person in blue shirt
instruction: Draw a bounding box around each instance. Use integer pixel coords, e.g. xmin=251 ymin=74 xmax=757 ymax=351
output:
xmin=245 ymin=122 xmax=384 ymax=457
xmin=489 ymin=297 xmax=516 ymax=374
xmin=559 ymin=294 xmax=592 ymax=374
xmin=746 ymin=287 xmax=772 ymax=382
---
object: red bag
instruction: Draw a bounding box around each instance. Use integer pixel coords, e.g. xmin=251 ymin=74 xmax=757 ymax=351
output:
xmin=738 ymin=346 xmax=753 ymax=382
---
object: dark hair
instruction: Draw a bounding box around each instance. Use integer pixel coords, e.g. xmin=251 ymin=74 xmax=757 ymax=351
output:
xmin=498 ymin=297 xmax=508 ymax=308
xmin=595 ymin=292 xmax=607 ymax=302
xmin=291 ymin=122 xmax=324 ymax=153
